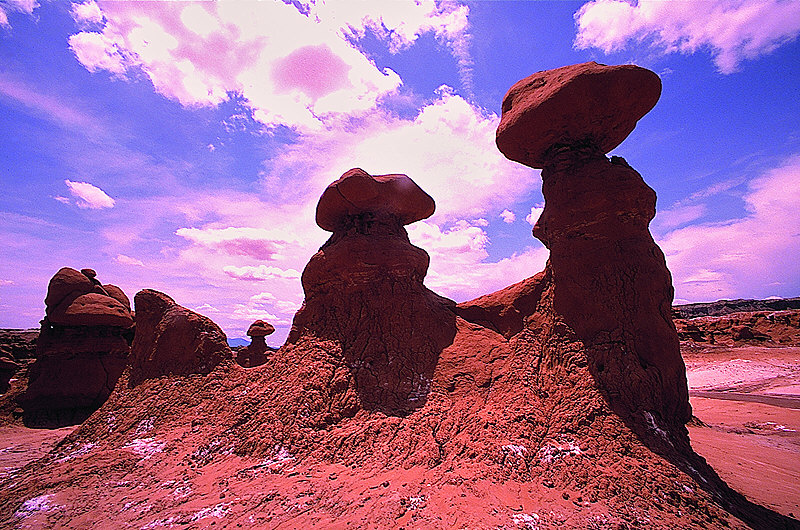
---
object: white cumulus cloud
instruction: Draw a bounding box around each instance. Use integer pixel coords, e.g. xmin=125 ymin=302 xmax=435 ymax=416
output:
xmin=66 ymin=1 xmax=473 ymax=130
xmin=500 ymin=209 xmax=516 ymax=223
xmin=574 ymin=0 xmax=800 ymax=73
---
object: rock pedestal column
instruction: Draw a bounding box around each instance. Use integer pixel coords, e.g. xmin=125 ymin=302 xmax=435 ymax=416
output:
xmin=496 ymin=62 xmax=690 ymax=432
xmin=290 ymin=168 xmax=456 ymax=415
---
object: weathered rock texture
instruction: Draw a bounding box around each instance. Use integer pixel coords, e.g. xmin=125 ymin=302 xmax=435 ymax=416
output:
xmin=127 ymin=289 xmax=232 ymax=386
xmin=496 ymin=60 xmax=690 ymax=435
xmin=496 ymin=61 xmax=661 ymax=169
xmin=0 ymin=66 xmax=795 ymax=529
xmin=289 ymin=167 xmax=456 ymax=416
xmin=20 ymin=268 xmax=134 ymax=427
xmin=236 ymin=320 xmax=275 ymax=368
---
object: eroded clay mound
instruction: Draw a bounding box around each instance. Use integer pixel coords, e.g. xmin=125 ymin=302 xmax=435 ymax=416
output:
xmin=128 ymin=289 xmax=232 ymax=385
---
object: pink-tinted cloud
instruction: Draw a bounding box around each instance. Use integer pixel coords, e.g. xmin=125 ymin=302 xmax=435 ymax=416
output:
xmin=114 ymin=254 xmax=144 ymax=267
xmin=575 ymin=0 xmax=800 ymax=73
xmin=65 ymin=1 xmax=475 ymax=130
xmin=0 ymin=0 xmax=38 ymax=28
xmin=525 ymin=204 xmax=544 ymax=226
xmin=64 ymin=179 xmax=116 ymax=209
xmin=223 ymin=265 xmax=301 ymax=281
xmin=500 ymin=209 xmax=516 ymax=224
xmin=660 ymin=155 xmax=800 ymax=301
xmin=72 ymin=1 xmax=103 ymax=25
xmin=175 ymin=227 xmax=291 ymax=260
xmin=272 ymin=44 xmax=352 ymax=100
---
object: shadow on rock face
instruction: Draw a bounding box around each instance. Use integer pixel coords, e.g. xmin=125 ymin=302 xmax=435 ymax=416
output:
xmin=495 ymin=61 xmax=797 ymax=530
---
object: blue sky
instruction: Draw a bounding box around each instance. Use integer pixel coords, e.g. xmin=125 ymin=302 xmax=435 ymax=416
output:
xmin=1 ymin=0 xmax=799 ymax=344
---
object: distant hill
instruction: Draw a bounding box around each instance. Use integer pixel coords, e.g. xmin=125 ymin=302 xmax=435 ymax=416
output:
xmin=227 ymin=338 xmax=249 ymax=348
xmin=673 ymin=296 xmax=800 ymax=319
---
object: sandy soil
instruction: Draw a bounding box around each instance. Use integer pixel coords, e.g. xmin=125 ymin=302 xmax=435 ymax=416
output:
xmin=685 ymin=345 xmax=800 ymax=519
xmin=1 ymin=345 xmax=798 ymax=526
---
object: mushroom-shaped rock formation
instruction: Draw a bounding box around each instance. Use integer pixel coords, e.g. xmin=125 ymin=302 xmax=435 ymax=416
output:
xmin=316 ymin=167 xmax=435 ymax=232
xmin=247 ymin=320 xmax=275 ymax=337
xmin=236 ymin=320 xmax=276 ymax=368
xmin=21 ymin=267 xmax=135 ymax=427
xmin=496 ymin=61 xmax=661 ymax=169
xmin=289 ymin=167 xmax=456 ymax=416
xmin=128 ymin=289 xmax=232 ymax=386
xmin=496 ymin=62 xmax=689 ymax=437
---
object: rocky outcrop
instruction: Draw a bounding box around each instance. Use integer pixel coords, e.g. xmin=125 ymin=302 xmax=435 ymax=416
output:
xmin=236 ymin=320 xmax=275 ymax=368
xmin=20 ymin=267 xmax=135 ymax=427
xmin=127 ymin=289 xmax=232 ymax=386
xmin=456 ymin=271 xmax=546 ymax=339
xmin=675 ymin=309 xmax=800 ymax=346
xmin=674 ymin=296 xmax=800 ymax=319
xmin=288 ymin=168 xmax=456 ymax=417
xmin=496 ymin=61 xmax=690 ymax=434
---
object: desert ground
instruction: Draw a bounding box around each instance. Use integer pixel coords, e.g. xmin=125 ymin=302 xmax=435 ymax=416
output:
xmin=684 ymin=345 xmax=800 ymax=519
xmin=1 ymin=341 xmax=798 ymax=526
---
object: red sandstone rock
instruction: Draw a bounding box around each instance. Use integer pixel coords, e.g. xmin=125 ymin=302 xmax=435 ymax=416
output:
xmin=44 ymin=267 xmax=94 ymax=310
xmin=457 ymin=271 xmax=546 ymax=339
xmin=128 ymin=289 xmax=232 ymax=385
xmin=103 ymin=284 xmax=131 ymax=311
xmin=496 ymin=61 xmax=661 ymax=168
xmin=21 ymin=267 xmax=135 ymax=427
xmin=316 ymin=168 xmax=435 ymax=231
xmin=496 ymin=63 xmax=689 ymax=433
xmin=247 ymin=320 xmax=275 ymax=337
xmin=675 ymin=309 xmax=800 ymax=346
xmin=290 ymin=168 xmax=456 ymax=415
xmin=49 ymin=293 xmax=134 ymax=328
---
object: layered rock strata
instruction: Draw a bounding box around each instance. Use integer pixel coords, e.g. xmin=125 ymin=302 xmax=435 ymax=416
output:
xmin=21 ymin=267 xmax=135 ymax=427
xmin=496 ymin=61 xmax=690 ymax=435
xmin=288 ymin=167 xmax=456 ymax=416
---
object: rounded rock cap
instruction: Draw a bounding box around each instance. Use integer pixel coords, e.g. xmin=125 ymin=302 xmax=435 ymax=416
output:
xmin=316 ymin=168 xmax=435 ymax=232
xmin=247 ymin=320 xmax=275 ymax=337
xmin=81 ymin=268 xmax=97 ymax=279
xmin=496 ymin=61 xmax=661 ymax=168
xmin=49 ymin=293 xmax=134 ymax=328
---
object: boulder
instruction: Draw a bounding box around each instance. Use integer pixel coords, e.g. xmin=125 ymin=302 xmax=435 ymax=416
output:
xmin=247 ymin=320 xmax=275 ymax=337
xmin=103 ymin=284 xmax=131 ymax=311
xmin=128 ymin=289 xmax=232 ymax=385
xmin=316 ymin=167 xmax=435 ymax=231
xmin=496 ymin=61 xmax=661 ymax=168
xmin=44 ymin=267 xmax=94 ymax=310
xmin=49 ymin=293 xmax=134 ymax=328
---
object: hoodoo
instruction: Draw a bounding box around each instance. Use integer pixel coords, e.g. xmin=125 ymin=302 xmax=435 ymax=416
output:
xmin=21 ymin=267 xmax=134 ymax=427
xmin=495 ymin=61 xmax=690 ymax=436
xmin=289 ymin=167 xmax=456 ymax=415
xmin=236 ymin=319 xmax=275 ymax=368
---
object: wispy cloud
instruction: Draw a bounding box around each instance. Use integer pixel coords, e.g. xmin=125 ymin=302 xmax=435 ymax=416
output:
xmin=0 ymin=0 xmax=38 ymax=28
xmin=574 ymin=0 xmax=800 ymax=73
xmin=64 ymin=179 xmax=116 ymax=209
xmin=114 ymin=254 xmax=144 ymax=267
xmin=659 ymin=154 xmax=800 ymax=301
